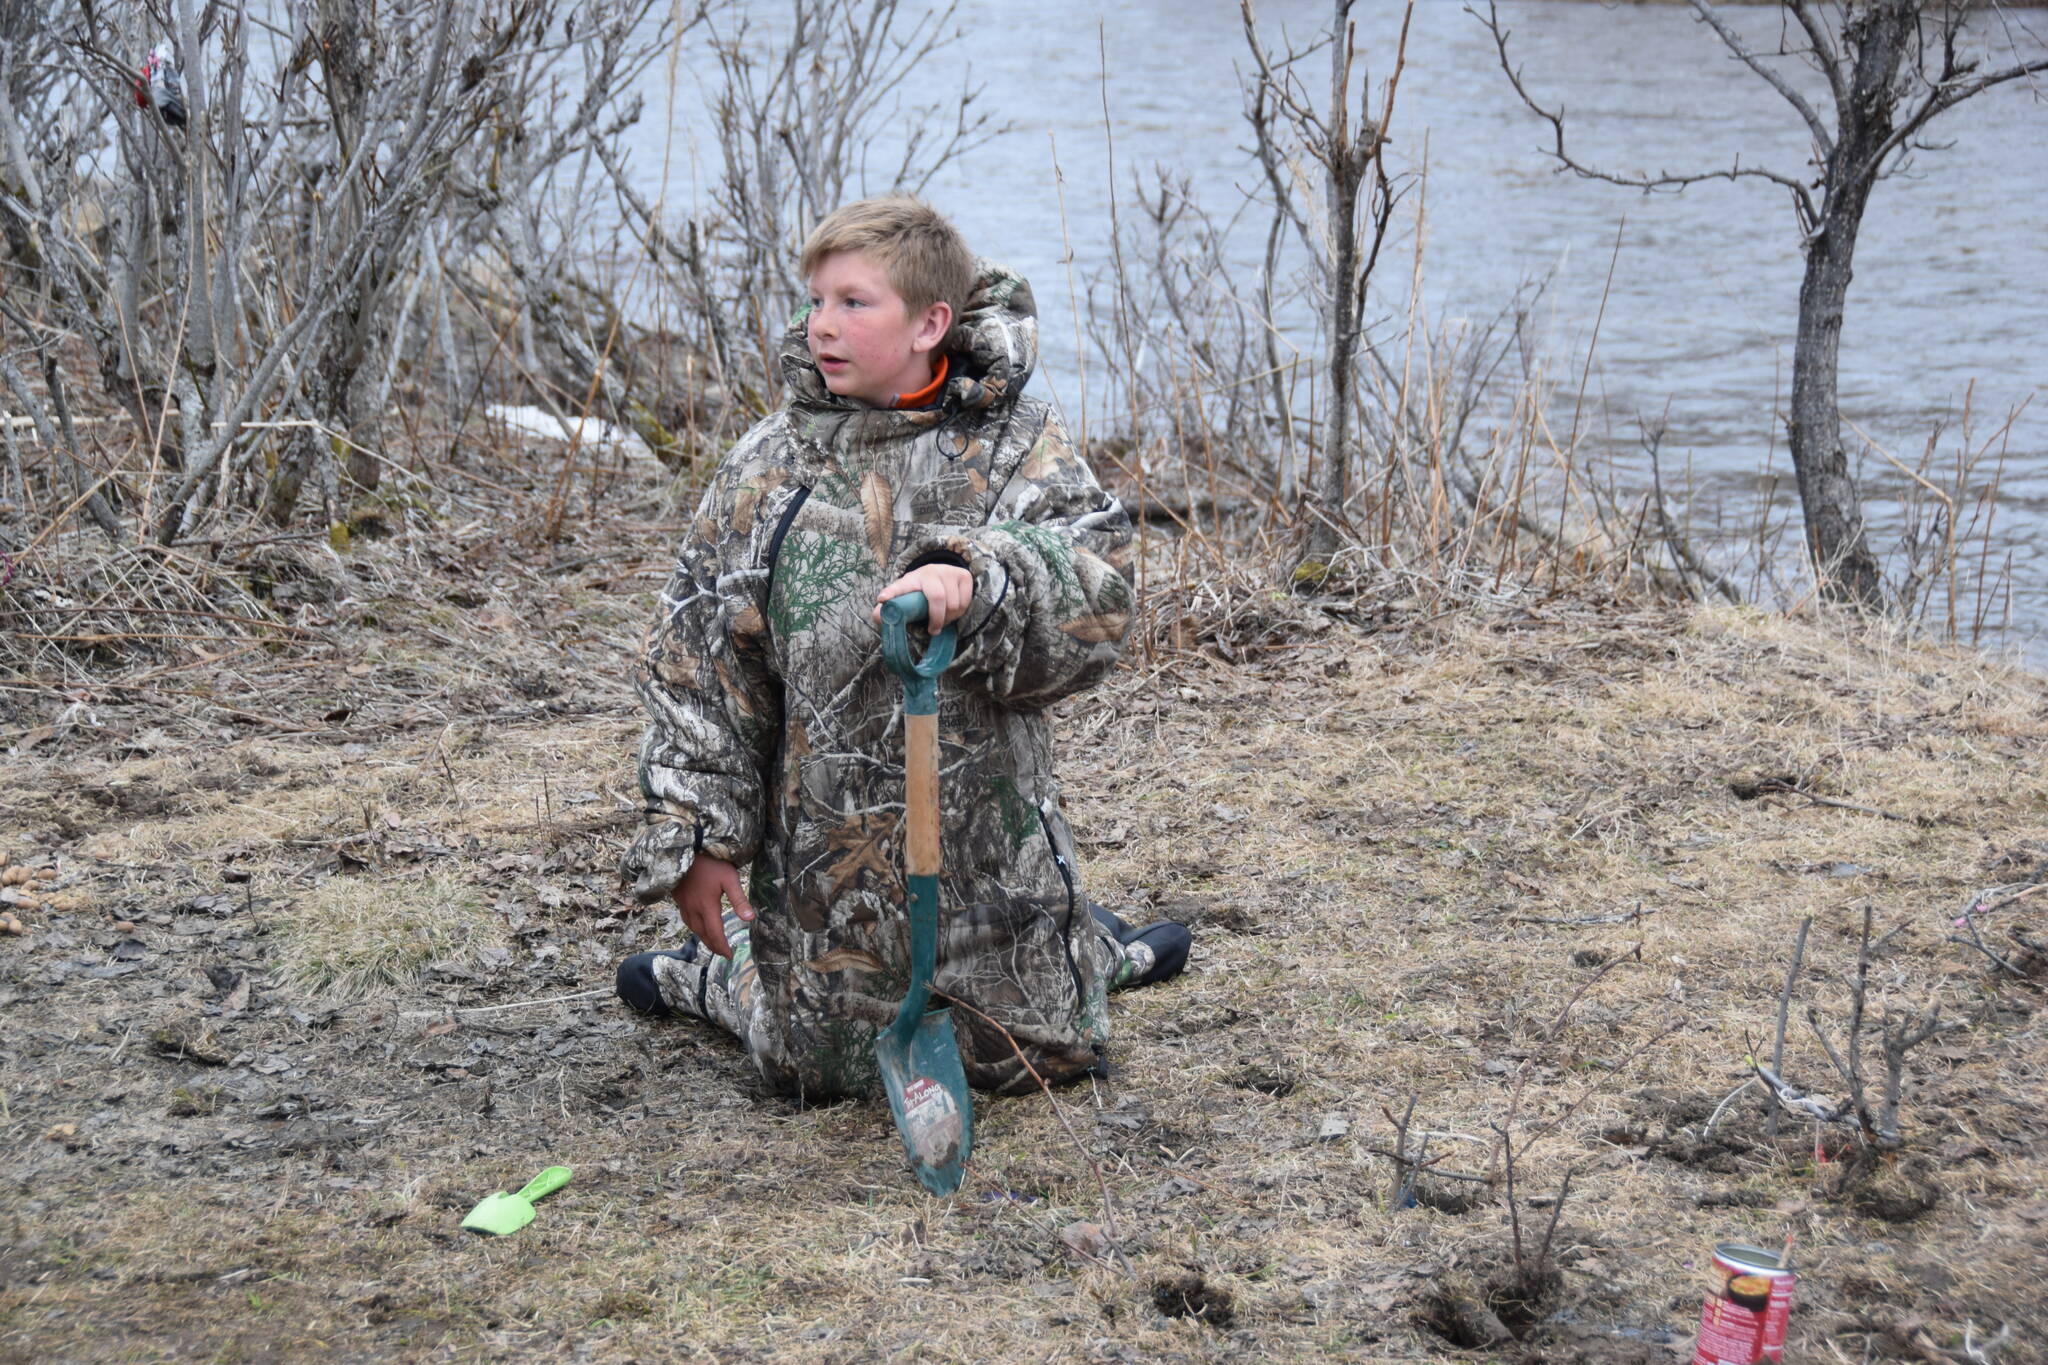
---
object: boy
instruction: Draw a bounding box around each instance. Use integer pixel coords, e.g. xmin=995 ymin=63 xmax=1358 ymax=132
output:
xmin=615 ymin=197 xmax=1188 ymax=1097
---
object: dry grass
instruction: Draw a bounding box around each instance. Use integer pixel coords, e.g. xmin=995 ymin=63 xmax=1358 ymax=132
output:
xmin=272 ymin=871 xmax=498 ymax=1001
xmin=3 ymin=524 xmax=2044 ymax=1362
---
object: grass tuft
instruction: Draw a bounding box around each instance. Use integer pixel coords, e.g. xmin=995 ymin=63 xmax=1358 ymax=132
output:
xmin=273 ymin=870 xmax=495 ymax=1000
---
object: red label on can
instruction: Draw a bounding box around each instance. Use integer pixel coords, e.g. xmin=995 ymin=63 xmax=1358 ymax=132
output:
xmin=1692 ymin=1243 xmax=1796 ymax=1365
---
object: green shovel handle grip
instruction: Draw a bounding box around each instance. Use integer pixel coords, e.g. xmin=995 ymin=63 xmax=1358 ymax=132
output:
xmin=880 ymin=591 xmax=956 ymax=716
xmin=514 ymin=1166 xmax=572 ymax=1204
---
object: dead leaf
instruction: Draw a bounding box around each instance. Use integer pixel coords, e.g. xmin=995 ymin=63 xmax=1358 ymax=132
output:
xmin=860 ymin=472 xmax=895 ymax=567
xmin=423 ymin=1017 xmax=458 ymax=1037
xmin=805 ymin=947 xmax=888 ymax=975
xmin=1061 ymin=1221 xmax=1113 ymax=1262
xmin=1060 ymin=612 xmax=1129 ymax=645
xmin=150 ymin=1018 xmax=231 ymax=1066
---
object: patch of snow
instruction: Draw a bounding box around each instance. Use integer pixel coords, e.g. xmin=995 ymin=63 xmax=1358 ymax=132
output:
xmin=486 ymin=404 xmax=651 ymax=458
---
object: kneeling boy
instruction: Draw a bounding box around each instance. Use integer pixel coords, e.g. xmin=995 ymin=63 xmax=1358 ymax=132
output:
xmin=617 ymin=196 xmax=1187 ymax=1097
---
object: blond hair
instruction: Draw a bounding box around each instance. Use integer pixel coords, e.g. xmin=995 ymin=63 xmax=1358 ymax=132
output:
xmin=799 ymin=196 xmax=973 ymax=329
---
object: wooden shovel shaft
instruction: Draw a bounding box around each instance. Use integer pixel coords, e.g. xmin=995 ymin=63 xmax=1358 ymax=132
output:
xmin=905 ymin=712 xmax=940 ymax=878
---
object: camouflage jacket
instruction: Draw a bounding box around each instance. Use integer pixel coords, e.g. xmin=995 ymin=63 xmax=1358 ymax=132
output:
xmin=621 ymin=263 xmax=1136 ymax=1097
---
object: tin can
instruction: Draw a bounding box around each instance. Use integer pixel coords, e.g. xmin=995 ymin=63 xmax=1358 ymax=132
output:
xmin=1691 ymin=1241 xmax=1796 ymax=1365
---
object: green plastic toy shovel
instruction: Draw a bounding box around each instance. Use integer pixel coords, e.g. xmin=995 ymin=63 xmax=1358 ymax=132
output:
xmin=876 ymin=591 xmax=972 ymax=1196
xmin=461 ymin=1166 xmax=572 ymax=1235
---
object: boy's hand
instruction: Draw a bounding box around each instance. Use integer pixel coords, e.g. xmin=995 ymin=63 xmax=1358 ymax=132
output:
xmin=873 ymin=564 xmax=973 ymax=630
xmin=672 ymin=854 xmax=753 ymax=959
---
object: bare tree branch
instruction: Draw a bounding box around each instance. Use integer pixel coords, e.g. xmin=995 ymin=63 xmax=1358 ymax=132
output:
xmin=1872 ymin=53 xmax=2048 ymax=177
xmin=1689 ymin=0 xmax=1836 ymax=157
xmin=1787 ymin=0 xmax=1848 ymax=111
xmin=1474 ymin=1 xmax=1820 ymax=231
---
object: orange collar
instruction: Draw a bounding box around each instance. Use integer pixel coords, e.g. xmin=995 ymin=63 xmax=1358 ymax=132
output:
xmin=892 ymin=354 xmax=949 ymax=409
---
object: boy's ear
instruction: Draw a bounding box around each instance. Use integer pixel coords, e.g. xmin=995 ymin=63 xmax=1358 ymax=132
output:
xmin=912 ymin=300 xmax=953 ymax=354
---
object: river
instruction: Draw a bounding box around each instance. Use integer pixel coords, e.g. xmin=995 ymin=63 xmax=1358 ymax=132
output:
xmin=624 ymin=1 xmax=2048 ymax=660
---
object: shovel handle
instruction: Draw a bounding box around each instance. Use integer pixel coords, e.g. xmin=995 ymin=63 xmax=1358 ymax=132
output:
xmin=882 ymin=591 xmax=948 ymax=899
xmin=905 ymin=713 xmax=939 ymax=881
xmin=880 ymin=593 xmax=951 ymax=1051
xmin=514 ymin=1166 xmax=572 ymax=1204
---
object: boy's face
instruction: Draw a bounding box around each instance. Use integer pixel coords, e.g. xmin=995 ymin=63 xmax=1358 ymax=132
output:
xmin=805 ymin=251 xmax=952 ymax=408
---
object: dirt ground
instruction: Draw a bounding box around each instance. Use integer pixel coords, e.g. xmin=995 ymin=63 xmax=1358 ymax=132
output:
xmin=4 ymin=467 xmax=2046 ymax=1363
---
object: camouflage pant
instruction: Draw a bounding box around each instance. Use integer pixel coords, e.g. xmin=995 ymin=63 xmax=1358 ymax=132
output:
xmin=648 ymin=909 xmax=1159 ymax=1082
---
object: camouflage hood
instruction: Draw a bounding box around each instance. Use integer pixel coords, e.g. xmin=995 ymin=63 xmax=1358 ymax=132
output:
xmin=778 ymin=259 xmax=1041 ymax=421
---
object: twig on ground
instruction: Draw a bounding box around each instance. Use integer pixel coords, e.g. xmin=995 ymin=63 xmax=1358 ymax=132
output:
xmin=1947 ymin=890 xmax=2041 ymax=977
xmin=1702 ymin=1077 xmax=1756 ymax=1139
xmin=937 ymin=990 xmax=1136 ymax=1279
xmin=400 ymin=988 xmax=609 ymax=1018
xmin=1507 ymin=906 xmax=1654 ymax=927
xmin=1757 ymin=779 xmax=1921 ymax=824
xmin=1962 ymin=1322 xmax=2013 ymax=1364
xmin=1947 ymin=930 xmax=2025 ymax=976
xmin=1364 ymin=1144 xmax=1493 ymax=1184
xmin=1540 ymin=941 xmax=1642 ymax=1042
xmin=1975 ymin=883 xmax=2046 ymax=916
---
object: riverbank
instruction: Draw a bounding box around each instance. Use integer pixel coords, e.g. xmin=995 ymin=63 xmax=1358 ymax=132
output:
xmin=3 ymin=439 xmax=2043 ymax=1362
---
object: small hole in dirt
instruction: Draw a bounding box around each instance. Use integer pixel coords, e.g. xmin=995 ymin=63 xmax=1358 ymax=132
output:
xmin=1728 ymin=773 xmax=1797 ymax=801
xmin=1411 ymin=1178 xmax=1483 ymax=1215
xmin=1228 ymin=1065 xmax=1296 ymax=1097
xmin=1149 ymin=1271 xmax=1235 ymax=1328
xmin=1418 ymin=1266 xmax=1561 ymax=1349
xmin=1202 ymin=904 xmax=1258 ymax=935
xmin=1835 ymin=1156 xmax=1942 ymax=1222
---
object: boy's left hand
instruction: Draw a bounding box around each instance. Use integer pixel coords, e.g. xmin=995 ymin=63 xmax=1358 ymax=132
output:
xmin=873 ymin=564 xmax=973 ymax=630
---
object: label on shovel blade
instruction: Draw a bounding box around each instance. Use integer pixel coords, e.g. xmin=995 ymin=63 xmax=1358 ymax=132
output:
xmin=900 ymin=1076 xmax=965 ymax=1168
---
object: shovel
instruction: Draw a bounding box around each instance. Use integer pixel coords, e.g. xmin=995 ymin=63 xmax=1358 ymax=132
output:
xmin=876 ymin=590 xmax=972 ymax=1195
xmin=460 ymin=1166 xmax=572 ymax=1236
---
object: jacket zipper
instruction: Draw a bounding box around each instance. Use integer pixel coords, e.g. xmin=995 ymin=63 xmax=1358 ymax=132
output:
xmin=763 ymin=484 xmax=812 ymax=605
xmin=763 ymin=483 xmax=811 ymax=912
xmin=1036 ymin=805 xmax=1087 ymax=1012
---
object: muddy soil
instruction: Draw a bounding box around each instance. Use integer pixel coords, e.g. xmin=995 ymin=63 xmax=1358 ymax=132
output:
xmin=4 ymin=522 xmax=2046 ymax=1362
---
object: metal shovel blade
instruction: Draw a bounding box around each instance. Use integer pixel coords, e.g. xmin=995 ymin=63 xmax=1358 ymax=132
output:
xmin=876 ymin=1005 xmax=973 ymax=1195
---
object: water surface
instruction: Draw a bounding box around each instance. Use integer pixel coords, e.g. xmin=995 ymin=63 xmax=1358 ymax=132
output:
xmin=628 ymin=1 xmax=2048 ymax=657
